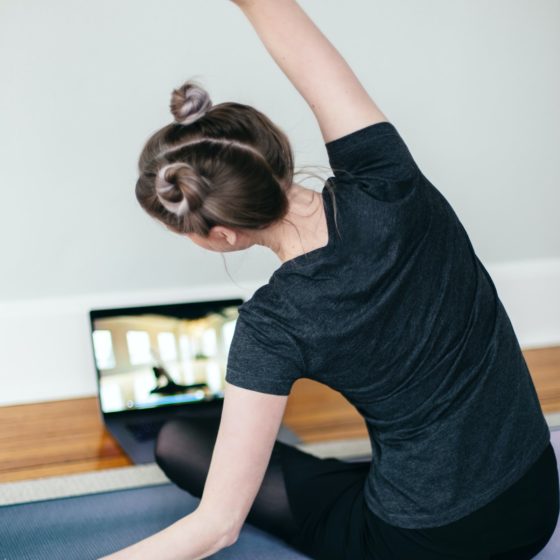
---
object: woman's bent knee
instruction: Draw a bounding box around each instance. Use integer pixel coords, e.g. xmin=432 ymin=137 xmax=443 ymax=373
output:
xmin=154 ymin=417 xmax=219 ymax=498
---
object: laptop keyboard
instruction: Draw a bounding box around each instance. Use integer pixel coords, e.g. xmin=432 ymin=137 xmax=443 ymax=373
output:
xmin=125 ymin=419 xmax=168 ymax=442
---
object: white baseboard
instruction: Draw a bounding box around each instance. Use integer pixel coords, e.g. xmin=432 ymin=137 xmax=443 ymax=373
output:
xmin=0 ymin=281 xmax=262 ymax=408
xmin=485 ymin=257 xmax=560 ymax=349
xmin=0 ymin=257 xmax=559 ymax=408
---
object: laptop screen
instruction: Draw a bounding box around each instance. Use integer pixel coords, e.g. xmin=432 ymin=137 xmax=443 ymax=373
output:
xmin=89 ymin=298 xmax=243 ymax=414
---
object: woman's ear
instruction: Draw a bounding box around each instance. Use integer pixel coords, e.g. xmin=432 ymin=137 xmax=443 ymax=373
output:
xmin=208 ymin=226 xmax=237 ymax=247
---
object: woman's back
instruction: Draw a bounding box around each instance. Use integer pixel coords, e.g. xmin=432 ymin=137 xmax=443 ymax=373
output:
xmin=225 ymin=120 xmax=551 ymax=529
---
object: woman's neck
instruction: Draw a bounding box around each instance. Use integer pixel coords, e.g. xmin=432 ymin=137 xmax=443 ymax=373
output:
xmin=255 ymin=183 xmax=329 ymax=263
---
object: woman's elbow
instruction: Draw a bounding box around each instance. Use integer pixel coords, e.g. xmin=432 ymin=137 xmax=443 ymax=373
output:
xmin=196 ymin=505 xmax=242 ymax=552
xmin=223 ymin=529 xmax=240 ymax=548
xmin=219 ymin=516 xmax=242 ymax=549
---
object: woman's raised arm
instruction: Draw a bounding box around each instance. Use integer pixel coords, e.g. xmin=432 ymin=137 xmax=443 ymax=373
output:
xmin=231 ymin=0 xmax=388 ymax=143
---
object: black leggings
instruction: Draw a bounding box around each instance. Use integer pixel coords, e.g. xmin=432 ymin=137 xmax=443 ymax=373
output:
xmin=154 ymin=413 xmax=559 ymax=560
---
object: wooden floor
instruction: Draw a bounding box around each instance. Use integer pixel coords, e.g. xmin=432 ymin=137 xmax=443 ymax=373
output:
xmin=1 ymin=346 xmax=559 ymax=484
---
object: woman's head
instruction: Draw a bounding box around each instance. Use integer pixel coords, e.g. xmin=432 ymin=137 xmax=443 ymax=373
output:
xmin=135 ymin=80 xmax=295 ymax=252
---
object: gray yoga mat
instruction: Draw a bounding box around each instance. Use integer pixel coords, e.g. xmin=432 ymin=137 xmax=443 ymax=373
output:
xmin=0 ymin=482 xmax=310 ymax=560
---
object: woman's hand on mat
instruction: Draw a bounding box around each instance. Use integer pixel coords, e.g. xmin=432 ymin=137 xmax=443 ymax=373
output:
xmin=98 ymin=382 xmax=289 ymax=560
xmin=97 ymin=507 xmax=233 ymax=560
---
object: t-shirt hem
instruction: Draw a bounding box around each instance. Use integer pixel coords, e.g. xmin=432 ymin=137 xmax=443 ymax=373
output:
xmin=364 ymin=426 xmax=551 ymax=529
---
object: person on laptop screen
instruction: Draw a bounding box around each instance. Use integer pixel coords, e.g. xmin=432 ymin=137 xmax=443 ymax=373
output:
xmin=101 ymin=1 xmax=558 ymax=559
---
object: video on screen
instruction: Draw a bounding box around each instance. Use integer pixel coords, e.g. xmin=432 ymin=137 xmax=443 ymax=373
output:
xmin=91 ymin=304 xmax=239 ymax=412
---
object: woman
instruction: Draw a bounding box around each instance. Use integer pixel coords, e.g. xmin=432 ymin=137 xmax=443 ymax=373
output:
xmin=102 ymin=1 xmax=558 ymax=559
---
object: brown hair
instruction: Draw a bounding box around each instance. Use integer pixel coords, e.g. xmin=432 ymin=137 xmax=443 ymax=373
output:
xmin=136 ymin=80 xmax=303 ymax=238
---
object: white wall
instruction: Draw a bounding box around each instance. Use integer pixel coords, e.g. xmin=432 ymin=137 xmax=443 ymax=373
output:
xmin=1 ymin=0 xmax=559 ymax=406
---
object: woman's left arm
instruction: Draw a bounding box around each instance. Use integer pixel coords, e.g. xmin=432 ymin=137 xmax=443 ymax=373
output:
xmin=99 ymin=382 xmax=290 ymax=560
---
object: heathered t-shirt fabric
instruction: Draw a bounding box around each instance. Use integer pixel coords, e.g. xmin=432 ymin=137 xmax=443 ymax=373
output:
xmin=224 ymin=121 xmax=551 ymax=529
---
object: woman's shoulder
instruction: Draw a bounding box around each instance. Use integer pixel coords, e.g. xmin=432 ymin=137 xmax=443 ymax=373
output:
xmin=325 ymin=120 xmax=423 ymax=204
xmin=325 ymin=120 xmax=396 ymax=154
xmin=238 ymin=281 xmax=282 ymax=320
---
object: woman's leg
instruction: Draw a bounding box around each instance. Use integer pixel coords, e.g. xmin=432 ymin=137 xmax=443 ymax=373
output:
xmin=488 ymin=443 xmax=560 ymax=559
xmin=154 ymin=415 xmax=372 ymax=558
xmin=393 ymin=441 xmax=560 ymax=560
xmin=154 ymin=415 xmax=302 ymax=543
xmin=489 ymin=532 xmax=557 ymax=560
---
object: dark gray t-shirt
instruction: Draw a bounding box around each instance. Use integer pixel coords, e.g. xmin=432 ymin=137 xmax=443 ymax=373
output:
xmin=225 ymin=121 xmax=550 ymax=529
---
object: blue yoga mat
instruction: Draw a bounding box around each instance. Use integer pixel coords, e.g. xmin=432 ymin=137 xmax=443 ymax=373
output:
xmin=0 ymin=482 xmax=310 ymax=560
xmin=2 ymin=430 xmax=559 ymax=559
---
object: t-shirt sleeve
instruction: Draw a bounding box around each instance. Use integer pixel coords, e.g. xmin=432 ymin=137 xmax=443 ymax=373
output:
xmin=325 ymin=121 xmax=422 ymax=202
xmin=225 ymin=305 xmax=303 ymax=396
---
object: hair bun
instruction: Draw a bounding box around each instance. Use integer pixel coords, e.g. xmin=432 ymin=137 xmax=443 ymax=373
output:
xmin=155 ymin=162 xmax=205 ymax=217
xmin=170 ymin=81 xmax=212 ymax=126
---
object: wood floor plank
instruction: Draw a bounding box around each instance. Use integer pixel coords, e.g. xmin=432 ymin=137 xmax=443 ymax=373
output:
xmin=524 ymin=346 xmax=560 ymax=413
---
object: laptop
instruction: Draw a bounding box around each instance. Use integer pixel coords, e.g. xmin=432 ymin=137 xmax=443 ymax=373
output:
xmin=89 ymin=298 xmax=300 ymax=464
